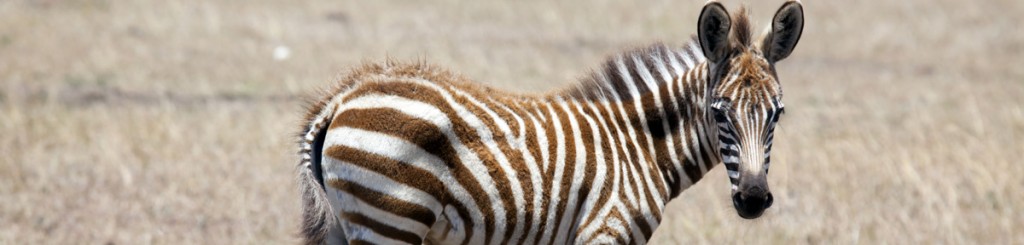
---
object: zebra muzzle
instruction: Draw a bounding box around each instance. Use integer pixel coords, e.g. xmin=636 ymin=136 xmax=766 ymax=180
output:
xmin=732 ymin=185 xmax=773 ymax=219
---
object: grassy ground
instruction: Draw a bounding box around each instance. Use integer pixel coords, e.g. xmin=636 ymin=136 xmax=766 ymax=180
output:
xmin=2 ymin=0 xmax=1022 ymax=243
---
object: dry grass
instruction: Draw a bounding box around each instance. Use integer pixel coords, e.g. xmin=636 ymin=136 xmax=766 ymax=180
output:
xmin=2 ymin=0 xmax=1023 ymax=244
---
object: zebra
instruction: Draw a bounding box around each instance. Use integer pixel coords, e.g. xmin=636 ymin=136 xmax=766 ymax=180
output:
xmin=297 ymin=1 xmax=804 ymax=244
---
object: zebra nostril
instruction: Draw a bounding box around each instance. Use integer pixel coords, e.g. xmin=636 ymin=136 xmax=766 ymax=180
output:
xmin=746 ymin=186 xmax=766 ymax=198
xmin=764 ymin=193 xmax=774 ymax=209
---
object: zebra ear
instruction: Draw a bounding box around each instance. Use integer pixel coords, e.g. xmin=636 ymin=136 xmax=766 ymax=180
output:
xmin=698 ymin=1 xmax=732 ymax=63
xmin=762 ymin=1 xmax=804 ymax=63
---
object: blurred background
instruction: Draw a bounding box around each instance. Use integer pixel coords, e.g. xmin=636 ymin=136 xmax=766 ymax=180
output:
xmin=2 ymin=0 xmax=1022 ymax=243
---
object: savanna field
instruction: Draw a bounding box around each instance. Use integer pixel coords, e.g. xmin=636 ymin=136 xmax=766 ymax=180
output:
xmin=2 ymin=0 xmax=1023 ymax=243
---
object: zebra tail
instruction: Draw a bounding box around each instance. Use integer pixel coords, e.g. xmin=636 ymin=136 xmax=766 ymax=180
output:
xmin=298 ymin=100 xmax=338 ymax=245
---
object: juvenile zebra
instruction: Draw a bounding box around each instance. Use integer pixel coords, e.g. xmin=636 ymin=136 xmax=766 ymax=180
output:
xmin=298 ymin=1 xmax=804 ymax=244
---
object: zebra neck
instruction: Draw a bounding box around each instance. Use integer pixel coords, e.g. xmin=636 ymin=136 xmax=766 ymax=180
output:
xmin=550 ymin=54 xmax=721 ymax=200
xmin=665 ymin=61 xmax=722 ymax=198
xmin=599 ymin=60 xmax=720 ymax=199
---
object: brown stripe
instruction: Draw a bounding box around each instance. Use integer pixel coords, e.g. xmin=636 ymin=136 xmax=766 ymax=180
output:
xmin=656 ymin=73 xmax=685 ymax=198
xmin=585 ymin=226 xmax=628 ymax=245
xmin=697 ymin=122 xmax=717 ymax=173
xmin=326 ymin=105 xmax=470 ymax=226
xmin=609 ymin=208 xmax=630 ymax=244
xmin=619 ymin=165 xmax=653 ymax=239
xmin=408 ymin=88 xmax=494 ymax=245
xmin=342 ymin=211 xmax=424 ymax=244
xmin=494 ymin=101 xmax=542 ymax=245
xmin=670 ymin=68 xmax=693 ymax=182
xmin=548 ymin=101 xmax=578 ymax=243
xmin=449 ymin=89 xmax=522 ymax=244
xmin=330 ymin=107 xmax=452 ymax=158
xmin=520 ymin=105 xmax=545 ymax=172
xmin=619 ymin=162 xmax=641 ymax=213
xmin=604 ymin=100 xmax=642 ymax=213
xmin=647 ymin=79 xmax=677 ymax=199
xmin=324 ymin=145 xmax=439 ymax=225
xmin=624 ymin=56 xmax=669 ymax=217
xmin=608 ymin=93 xmax=664 ymax=234
xmin=514 ymin=102 xmax=546 ymax=245
xmin=604 ymin=104 xmax=654 ymax=213
xmin=489 ymin=99 xmax=523 ymax=138
xmin=566 ymin=101 xmax=599 ymax=241
xmin=576 ymin=102 xmax=619 ymax=230
xmin=530 ymin=102 xmax=559 ymax=245
xmin=326 ymin=178 xmax=436 ymax=227
xmin=533 ymin=101 xmax=549 ymax=123
xmin=338 ymin=82 xmax=493 ymax=245
xmin=680 ymin=121 xmax=705 ymax=184
xmin=556 ymin=102 xmax=591 ymax=240
xmin=674 ymin=67 xmax=708 ymax=184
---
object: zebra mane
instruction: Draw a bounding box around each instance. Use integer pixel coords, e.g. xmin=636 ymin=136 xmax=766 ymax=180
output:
xmin=563 ymin=6 xmax=758 ymax=102
xmin=563 ymin=37 xmax=704 ymax=102
xmin=731 ymin=5 xmax=754 ymax=49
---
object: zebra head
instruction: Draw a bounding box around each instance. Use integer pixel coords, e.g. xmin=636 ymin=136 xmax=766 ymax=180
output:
xmin=697 ymin=1 xmax=803 ymax=219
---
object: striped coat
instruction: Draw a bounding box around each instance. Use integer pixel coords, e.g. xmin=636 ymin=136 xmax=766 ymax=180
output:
xmin=298 ymin=1 xmax=804 ymax=244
